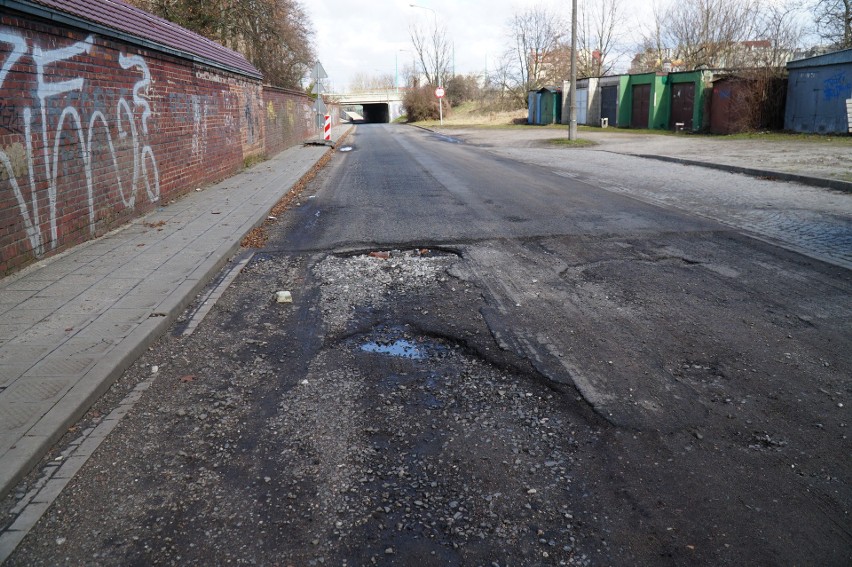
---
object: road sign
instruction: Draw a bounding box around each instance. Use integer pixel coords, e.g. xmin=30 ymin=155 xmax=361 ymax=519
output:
xmin=311 ymin=62 xmax=328 ymax=81
xmin=435 ymin=87 xmax=445 ymax=98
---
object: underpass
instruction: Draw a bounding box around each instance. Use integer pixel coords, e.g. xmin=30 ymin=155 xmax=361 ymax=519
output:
xmin=334 ymin=90 xmax=404 ymax=123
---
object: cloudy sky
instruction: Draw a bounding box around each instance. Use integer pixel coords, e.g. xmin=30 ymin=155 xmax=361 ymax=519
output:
xmin=302 ymin=0 xmax=656 ymax=92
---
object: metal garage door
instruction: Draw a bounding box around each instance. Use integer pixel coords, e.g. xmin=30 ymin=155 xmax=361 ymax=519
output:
xmin=670 ymin=82 xmax=695 ymax=130
xmin=576 ymin=88 xmax=588 ymax=124
xmin=601 ymin=85 xmax=618 ymax=126
xmin=631 ymin=84 xmax=651 ymax=129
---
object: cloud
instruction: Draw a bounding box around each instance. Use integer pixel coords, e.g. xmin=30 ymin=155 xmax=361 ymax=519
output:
xmin=304 ymin=0 xmax=651 ymax=91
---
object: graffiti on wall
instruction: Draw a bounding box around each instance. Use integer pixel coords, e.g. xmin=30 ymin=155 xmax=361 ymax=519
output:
xmin=0 ymin=29 xmax=159 ymax=257
xmin=823 ymin=72 xmax=850 ymax=101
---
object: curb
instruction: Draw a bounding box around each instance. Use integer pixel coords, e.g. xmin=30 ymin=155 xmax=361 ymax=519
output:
xmin=631 ymin=153 xmax=852 ymax=194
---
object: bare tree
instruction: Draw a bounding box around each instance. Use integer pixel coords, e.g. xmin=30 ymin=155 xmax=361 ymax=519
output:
xmin=632 ymin=1 xmax=670 ymax=72
xmin=129 ymin=0 xmax=316 ymax=88
xmin=812 ymin=0 xmax=852 ymax=47
xmin=349 ymin=72 xmax=395 ymax=92
xmin=500 ymin=5 xmax=566 ymax=105
xmin=755 ymin=0 xmax=808 ymax=68
xmin=409 ymin=18 xmax=452 ymax=86
xmin=577 ymin=0 xmax=626 ymax=76
xmin=663 ymin=0 xmax=763 ymax=69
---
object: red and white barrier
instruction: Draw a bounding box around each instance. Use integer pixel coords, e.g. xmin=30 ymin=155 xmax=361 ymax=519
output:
xmin=324 ymin=114 xmax=331 ymax=141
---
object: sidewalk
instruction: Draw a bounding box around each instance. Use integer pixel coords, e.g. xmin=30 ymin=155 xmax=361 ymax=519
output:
xmin=0 ymin=126 xmax=350 ymax=499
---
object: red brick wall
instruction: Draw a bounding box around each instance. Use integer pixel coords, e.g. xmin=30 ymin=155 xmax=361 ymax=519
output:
xmin=263 ymin=86 xmax=314 ymax=156
xmin=262 ymin=87 xmax=341 ymax=155
xmin=0 ymin=12 xmax=317 ymax=276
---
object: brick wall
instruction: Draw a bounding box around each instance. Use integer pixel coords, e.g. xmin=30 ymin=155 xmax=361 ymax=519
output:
xmin=263 ymin=86 xmax=314 ymax=156
xmin=1 ymin=12 xmax=319 ymax=276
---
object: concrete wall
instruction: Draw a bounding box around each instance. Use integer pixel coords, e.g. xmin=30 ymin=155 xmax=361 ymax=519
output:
xmin=562 ymin=76 xmax=621 ymax=127
xmin=618 ymin=73 xmax=667 ymax=129
xmin=0 ymin=12 xmax=320 ymax=276
xmin=618 ymin=71 xmax=711 ymax=131
xmin=561 ymin=79 xmax=591 ymax=125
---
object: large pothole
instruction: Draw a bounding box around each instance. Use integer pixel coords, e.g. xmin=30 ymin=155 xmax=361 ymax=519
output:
xmin=314 ymin=249 xmax=461 ymax=334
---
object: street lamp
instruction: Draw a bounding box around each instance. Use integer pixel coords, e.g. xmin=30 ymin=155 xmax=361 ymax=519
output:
xmin=409 ymin=3 xmax=436 ymax=24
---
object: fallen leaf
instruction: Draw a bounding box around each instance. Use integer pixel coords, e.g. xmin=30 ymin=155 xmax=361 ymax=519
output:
xmin=369 ymin=251 xmax=390 ymax=260
xmin=180 ymin=375 xmax=196 ymax=383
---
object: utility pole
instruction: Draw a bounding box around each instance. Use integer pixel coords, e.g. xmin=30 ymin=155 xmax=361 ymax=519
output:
xmin=569 ymin=0 xmax=578 ymax=141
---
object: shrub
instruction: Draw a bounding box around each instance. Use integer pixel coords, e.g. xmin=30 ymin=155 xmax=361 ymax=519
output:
xmin=403 ymin=86 xmax=451 ymax=122
xmin=445 ymin=74 xmax=481 ymax=107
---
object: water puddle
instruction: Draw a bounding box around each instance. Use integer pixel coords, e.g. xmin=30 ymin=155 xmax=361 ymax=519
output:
xmin=433 ymin=134 xmax=462 ymax=144
xmin=361 ymin=339 xmax=424 ymax=359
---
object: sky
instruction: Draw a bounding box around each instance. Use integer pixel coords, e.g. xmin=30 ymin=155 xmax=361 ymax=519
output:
xmin=302 ymin=0 xmax=657 ymax=92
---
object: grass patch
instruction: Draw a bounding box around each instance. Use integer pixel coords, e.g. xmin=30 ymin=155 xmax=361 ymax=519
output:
xmin=547 ymin=138 xmax=598 ymax=148
xmin=243 ymin=154 xmax=267 ymax=169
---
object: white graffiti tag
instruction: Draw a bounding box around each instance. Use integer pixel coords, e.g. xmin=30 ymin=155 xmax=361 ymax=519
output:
xmin=0 ymin=29 xmax=160 ymax=257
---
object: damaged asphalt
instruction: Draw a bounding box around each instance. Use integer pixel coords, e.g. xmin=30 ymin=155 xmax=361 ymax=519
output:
xmin=3 ymin=124 xmax=850 ymax=565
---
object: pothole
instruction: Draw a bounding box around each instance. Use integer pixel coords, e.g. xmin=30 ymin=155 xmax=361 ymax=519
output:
xmin=333 ymin=247 xmax=461 ymax=260
xmin=361 ymin=339 xmax=423 ymax=359
xmin=354 ymin=326 xmax=451 ymax=361
xmin=314 ymin=250 xmax=461 ymax=334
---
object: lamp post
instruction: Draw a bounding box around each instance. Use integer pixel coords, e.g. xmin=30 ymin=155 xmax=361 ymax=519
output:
xmin=569 ymin=0 xmax=578 ymax=141
xmin=409 ymin=3 xmax=436 ymax=24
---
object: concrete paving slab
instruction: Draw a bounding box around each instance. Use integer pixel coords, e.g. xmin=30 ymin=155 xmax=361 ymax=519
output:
xmin=0 ymin=278 xmax=53 ymax=292
xmin=0 ymin=125 xmax=352 ymax=500
xmin=0 ymin=309 xmax=52 ymax=327
xmin=0 ymin=290 xmax=39 ymax=305
xmin=22 ymin=356 xmax=97 ymax=378
xmin=0 ymin=403 xmax=50 ymax=435
xmin=0 ymin=342 xmax=54 ymax=364
xmin=2 ymin=378 xmax=73 ymax=402
xmin=71 ymin=321 xmax=136 ymax=341
xmin=17 ymin=295 xmax=73 ymax=312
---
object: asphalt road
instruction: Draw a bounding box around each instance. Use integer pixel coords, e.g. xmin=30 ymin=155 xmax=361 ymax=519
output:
xmin=7 ymin=124 xmax=851 ymax=566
